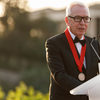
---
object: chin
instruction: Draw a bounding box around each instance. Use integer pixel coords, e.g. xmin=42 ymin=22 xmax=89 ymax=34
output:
xmin=79 ymin=31 xmax=85 ymax=35
xmin=77 ymin=33 xmax=85 ymax=37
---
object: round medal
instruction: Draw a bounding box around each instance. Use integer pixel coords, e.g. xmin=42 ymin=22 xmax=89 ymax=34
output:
xmin=78 ymin=73 xmax=85 ymax=81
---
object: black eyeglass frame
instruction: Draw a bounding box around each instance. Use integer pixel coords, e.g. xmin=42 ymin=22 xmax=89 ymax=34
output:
xmin=68 ymin=16 xmax=92 ymax=23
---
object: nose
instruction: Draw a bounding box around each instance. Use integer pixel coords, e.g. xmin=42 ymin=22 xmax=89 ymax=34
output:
xmin=80 ymin=19 xmax=85 ymax=24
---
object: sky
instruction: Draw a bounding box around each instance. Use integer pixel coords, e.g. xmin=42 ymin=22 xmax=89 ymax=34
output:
xmin=0 ymin=0 xmax=100 ymax=17
xmin=27 ymin=0 xmax=100 ymax=12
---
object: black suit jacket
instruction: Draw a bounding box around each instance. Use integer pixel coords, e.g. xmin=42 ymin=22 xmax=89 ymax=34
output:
xmin=45 ymin=32 xmax=100 ymax=100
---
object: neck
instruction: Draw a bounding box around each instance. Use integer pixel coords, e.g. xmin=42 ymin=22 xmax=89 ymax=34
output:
xmin=77 ymin=35 xmax=83 ymax=39
xmin=68 ymin=28 xmax=84 ymax=39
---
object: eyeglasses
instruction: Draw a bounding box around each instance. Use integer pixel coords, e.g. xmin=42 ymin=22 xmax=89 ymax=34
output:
xmin=68 ymin=16 xmax=92 ymax=23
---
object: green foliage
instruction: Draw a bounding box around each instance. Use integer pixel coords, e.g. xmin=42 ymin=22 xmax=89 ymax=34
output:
xmin=0 ymin=82 xmax=49 ymax=100
xmin=0 ymin=87 xmax=5 ymax=99
xmin=0 ymin=64 xmax=49 ymax=94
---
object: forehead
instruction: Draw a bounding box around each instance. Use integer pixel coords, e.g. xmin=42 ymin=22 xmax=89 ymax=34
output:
xmin=70 ymin=5 xmax=89 ymax=16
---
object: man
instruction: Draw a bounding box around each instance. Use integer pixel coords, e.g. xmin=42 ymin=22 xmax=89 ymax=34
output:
xmin=45 ymin=1 xmax=100 ymax=100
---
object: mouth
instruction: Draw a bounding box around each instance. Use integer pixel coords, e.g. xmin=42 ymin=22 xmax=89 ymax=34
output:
xmin=78 ymin=28 xmax=85 ymax=31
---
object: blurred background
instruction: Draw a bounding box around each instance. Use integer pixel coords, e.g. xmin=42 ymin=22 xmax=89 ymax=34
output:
xmin=0 ymin=0 xmax=100 ymax=98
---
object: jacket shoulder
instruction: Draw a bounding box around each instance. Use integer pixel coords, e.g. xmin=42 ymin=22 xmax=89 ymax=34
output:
xmin=85 ymin=35 xmax=99 ymax=44
xmin=46 ymin=33 xmax=65 ymax=43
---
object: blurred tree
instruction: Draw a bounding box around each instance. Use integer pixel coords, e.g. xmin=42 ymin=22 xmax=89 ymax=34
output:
xmin=0 ymin=1 xmax=31 ymax=37
xmin=0 ymin=0 xmax=58 ymax=93
xmin=32 ymin=16 xmax=58 ymax=38
xmin=0 ymin=0 xmax=58 ymax=61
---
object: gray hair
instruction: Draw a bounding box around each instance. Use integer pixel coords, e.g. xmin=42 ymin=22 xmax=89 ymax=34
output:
xmin=66 ymin=1 xmax=90 ymax=17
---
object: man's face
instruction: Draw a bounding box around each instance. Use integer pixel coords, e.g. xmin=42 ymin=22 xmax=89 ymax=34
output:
xmin=67 ymin=5 xmax=90 ymax=38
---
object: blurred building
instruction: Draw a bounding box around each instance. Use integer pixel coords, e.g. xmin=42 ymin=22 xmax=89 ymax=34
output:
xmin=30 ymin=3 xmax=100 ymax=39
xmin=89 ymin=4 xmax=100 ymax=38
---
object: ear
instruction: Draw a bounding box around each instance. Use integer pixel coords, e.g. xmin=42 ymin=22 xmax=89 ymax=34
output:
xmin=65 ymin=17 xmax=68 ymax=23
xmin=65 ymin=16 xmax=70 ymax=26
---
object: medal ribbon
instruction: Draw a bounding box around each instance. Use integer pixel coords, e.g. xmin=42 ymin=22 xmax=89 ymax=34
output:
xmin=65 ymin=28 xmax=86 ymax=72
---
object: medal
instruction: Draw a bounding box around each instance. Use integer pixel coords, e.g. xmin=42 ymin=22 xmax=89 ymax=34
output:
xmin=78 ymin=73 xmax=85 ymax=81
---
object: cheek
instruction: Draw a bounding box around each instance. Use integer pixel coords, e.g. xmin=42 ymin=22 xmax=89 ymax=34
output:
xmin=86 ymin=24 xmax=88 ymax=28
xmin=70 ymin=25 xmax=78 ymax=33
xmin=85 ymin=24 xmax=88 ymax=30
xmin=72 ymin=24 xmax=79 ymax=30
xmin=68 ymin=20 xmax=74 ymax=26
